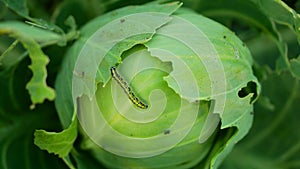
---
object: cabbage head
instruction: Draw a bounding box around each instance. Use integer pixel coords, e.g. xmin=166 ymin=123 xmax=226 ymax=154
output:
xmin=53 ymin=1 xmax=260 ymax=169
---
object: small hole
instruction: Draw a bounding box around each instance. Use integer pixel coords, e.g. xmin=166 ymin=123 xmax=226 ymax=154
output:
xmin=238 ymin=81 xmax=258 ymax=103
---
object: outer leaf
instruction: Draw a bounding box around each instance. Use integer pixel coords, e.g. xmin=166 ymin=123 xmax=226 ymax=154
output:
xmin=72 ymin=1 xmax=182 ymax=102
xmin=1 ymin=0 xmax=29 ymax=17
xmin=71 ymin=150 xmax=106 ymax=169
xmin=0 ymin=21 xmax=63 ymax=69
xmin=22 ymin=38 xmax=55 ymax=107
xmin=0 ymin=105 xmax=67 ymax=169
xmin=0 ymin=0 xmax=66 ymax=35
xmin=290 ymin=55 xmax=300 ymax=79
xmin=0 ymin=52 xmax=67 ymax=169
xmin=145 ymin=10 xmax=259 ymax=169
xmin=181 ymin=0 xmax=287 ymax=71
xmin=0 ymin=21 xmax=61 ymax=106
xmin=211 ymin=91 xmax=254 ymax=169
xmin=252 ymin=0 xmax=300 ymax=42
xmin=182 ymin=0 xmax=300 ymax=75
xmin=221 ymin=71 xmax=300 ymax=169
xmin=0 ymin=39 xmax=21 ymax=70
xmin=182 ymin=0 xmax=280 ymax=40
xmin=34 ymin=118 xmax=77 ymax=158
xmin=55 ymin=1 xmax=182 ymax=128
xmin=251 ymin=0 xmax=300 ymax=75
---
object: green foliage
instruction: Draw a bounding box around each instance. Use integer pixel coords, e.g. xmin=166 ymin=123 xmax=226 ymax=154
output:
xmin=0 ymin=0 xmax=299 ymax=169
xmin=221 ymin=71 xmax=300 ymax=169
xmin=290 ymin=55 xmax=300 ymax=78
xmin=34 ymin=118 xmax=77 ymax=158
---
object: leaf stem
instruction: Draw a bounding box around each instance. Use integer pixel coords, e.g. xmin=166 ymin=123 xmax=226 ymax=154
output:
xmin=62 ymin=156 xmax=76 ymax=169
xmin=0 ymin=40 xmax=19 ymax=66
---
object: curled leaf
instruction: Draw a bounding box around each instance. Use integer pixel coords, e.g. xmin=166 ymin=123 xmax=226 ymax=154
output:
xmin=19 ymin=37 xmax=55 ymax=107
xmin=34 ymin=118 xmax=77 ymax=158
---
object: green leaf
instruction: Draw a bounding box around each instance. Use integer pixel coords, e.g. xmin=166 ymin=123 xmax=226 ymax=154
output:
xmin=0 ymin=0 xmax=66 ymax=34
xmin=55 ymin=0 xmax=182 ymax=128
xmin=251 ymin=0 xmax=300 ymax=74
xmin=182 ymin=0 xmax=280 ymax=41
xmin=183 ymin=0 xmax=286 ymax=70
xmin=183 ymin=0 xmax=300 ymax=76
xmin=145 ymin=10 xmax=260 ymax=169
xmin=290 ymin=55 xmax=300 ymax=79
xmin=71 ymin=150 xmax=106 ymax=169
xmin=0 ymin=21 xmax=63 ymax=69
xmin=251 ymin=0 xmax=300 ymax=43
xmin=73 ymin=1 xmax=182 ymax=100
xmin=1 ymin=0 xmax=29 ymax=17
xmin=0 ymin=21 xmax=62 ymax=42
xmin=0 ymin=48 xmax=66 ymax=168
xmin=221 ymin=71 xmax=300 ymax=169
xmin=0 ymin=39 xmax=20 ymax=68
xmin=34 ymin=117 xmax=78 ymax=158
xmin=22 ymin=38 xmax=55 ymax=107
xmin=0 ymin=104 xmax=67 ymax=169
xmin=211 ymin=91 xmax=255 ymax=169
xmin=0 ymin=21 xmax=63 ymax=106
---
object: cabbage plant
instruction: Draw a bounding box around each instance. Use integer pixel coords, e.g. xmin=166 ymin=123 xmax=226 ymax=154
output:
xmin=52 ymin=2 xmax=260 ymax=168
xmin=0 ymin=0 xmax=299 ymax=169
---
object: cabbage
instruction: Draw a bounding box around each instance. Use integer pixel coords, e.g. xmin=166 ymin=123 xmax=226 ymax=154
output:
xmin=52 ymin=1 xmax=259 ymax=168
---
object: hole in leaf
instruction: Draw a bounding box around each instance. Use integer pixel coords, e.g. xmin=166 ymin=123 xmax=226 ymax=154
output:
xmin=238 ymin=81 xmax=258 ymax=103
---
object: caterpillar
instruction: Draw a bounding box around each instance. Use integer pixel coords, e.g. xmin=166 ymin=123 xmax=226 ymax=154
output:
xmin=110 ymin=66 xmax=148 ymax=109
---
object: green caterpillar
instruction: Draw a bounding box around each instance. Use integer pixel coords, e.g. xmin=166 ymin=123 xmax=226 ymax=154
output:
xmin=110 ymin=66 xmax=148 ymax=109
